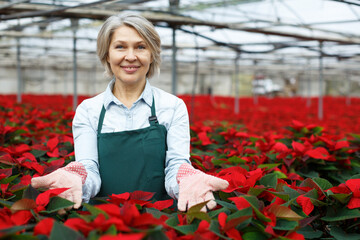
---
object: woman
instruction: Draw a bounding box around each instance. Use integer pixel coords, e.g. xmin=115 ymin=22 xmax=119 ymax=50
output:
xmin=31 ymin=13 xmax=228 ymax=212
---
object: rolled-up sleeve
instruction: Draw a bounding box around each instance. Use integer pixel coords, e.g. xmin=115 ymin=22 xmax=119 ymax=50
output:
xmin=72 ymin=101 xmax=101 ymax=202
xmin=164 ymin=99 xmax=191 ymax=199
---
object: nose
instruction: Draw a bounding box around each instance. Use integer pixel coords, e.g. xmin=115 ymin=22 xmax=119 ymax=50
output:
xmin=125 ymin=49 xmax=137 ymax=61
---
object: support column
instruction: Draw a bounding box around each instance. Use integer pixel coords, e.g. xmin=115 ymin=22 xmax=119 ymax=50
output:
xmin=234 ymin=52 xmax=240 ymax=114
xmin=306 ymin=58 xmax=311 ymax=107
xmin=318 ymin=41 xmax=324 ymax=120
xmin=171 ymin=26 xmax=177 ymax=95
xmin=346 ymin=70 xmax=351 ymax=105
xmin=72 ymin=19 xmax=78 ymax=111
xmin=16 ymin=37 xmax=22 ymax=103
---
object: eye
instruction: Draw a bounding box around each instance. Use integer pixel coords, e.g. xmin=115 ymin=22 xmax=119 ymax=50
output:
xmin=138 ymin=45 xmax=146 ymax=49
xmin=115 ymin=45 xmax=123 ymax=49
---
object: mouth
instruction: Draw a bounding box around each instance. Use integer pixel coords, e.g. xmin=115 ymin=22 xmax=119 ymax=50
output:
xmin=121 ymin=65 xmax=140 ymax=73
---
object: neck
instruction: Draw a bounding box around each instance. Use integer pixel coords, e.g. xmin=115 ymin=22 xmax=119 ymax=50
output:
xmin=112 ymin=79 xmax=146 ymax=108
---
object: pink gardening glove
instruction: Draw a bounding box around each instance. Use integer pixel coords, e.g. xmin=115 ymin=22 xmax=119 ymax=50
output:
xmin=31 ymin=162 xmax=87 ymax=209
xmin=177 ymin=163 xmax=229 ymax=212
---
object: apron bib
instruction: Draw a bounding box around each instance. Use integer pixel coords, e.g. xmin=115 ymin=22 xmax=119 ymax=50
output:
xmin=96 ymin=97 xmax=169 ymax=201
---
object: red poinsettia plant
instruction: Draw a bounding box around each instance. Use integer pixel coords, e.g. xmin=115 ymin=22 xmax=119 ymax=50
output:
xmin=0 ymin=94 xmax=359 ymax=239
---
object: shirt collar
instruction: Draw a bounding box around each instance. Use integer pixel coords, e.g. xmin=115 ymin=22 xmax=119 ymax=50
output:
xmin=103 ymin=78 xmax=153 ymax=109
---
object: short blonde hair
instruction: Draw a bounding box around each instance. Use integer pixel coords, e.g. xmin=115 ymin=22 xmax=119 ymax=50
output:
xmin=97 ymin=13 xmax=161 ymax=79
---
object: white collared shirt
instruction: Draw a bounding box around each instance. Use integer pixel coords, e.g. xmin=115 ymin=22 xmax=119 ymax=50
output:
xmin=72 ymin=79 xmax=191 ymax=202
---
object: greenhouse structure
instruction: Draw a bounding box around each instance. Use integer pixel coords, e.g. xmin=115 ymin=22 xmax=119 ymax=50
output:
xmin=0 ymin=0 xmax=360 ymax=239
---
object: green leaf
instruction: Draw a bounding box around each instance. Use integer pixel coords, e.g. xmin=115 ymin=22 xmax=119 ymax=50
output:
xmin=82 ymin=203 xmax=109 ymax=219
xmin=273 ymin=219 xmax=298 ymax=230
xmin=267 ymin=191 xmax=290 ymax=202
xmin=145 ymin=207 xmax=172 ymax=219
xmin=242 ymin=231 xmax=269 ymax=240
xmin=22 ymin=185 xmax=40 ymax=201
xmin=296 ymin=225 xmax=323 ymax=239
xmin=330 ymin=225 xmax=360 ymax=240
xmin=215 ymin=199 xmax=238 ymax=211
xmin=171 ymin=223 xmax=198 ymax=235
xmin=0 ymin=224 xmax=35 ymax=236
xmin=227 ymin=207 xmax=252 ymax=221
xmin=228 ymin=156 xmax=247 ymax=164
xmin=313 ymin=177 xmax=333 ymax=190
xmin=329 ymin=193 xmax=351 ymax=204
xmin=248 ymin=187 xmax=265 ymax=197
xmin=212 ymin=159 xmax=227 ymax=166
xmin=300 ymin=178 xmax=327 ymax=200
xmin=208 ymin=207 xmax=231 ymax=218
xmin=30 ymin=149 xmax=47 ymax=158
xmin=187 ymin=211 xmax=211 ymax=224
xmin=165 ymin=215 xmax=179 ymax=227
xmin=242 ymin=195 xmax=259 ymax=208
xmin=350 ymin=174 xmax=360 ymax=179
xmin=311 ymin=126 xmax=323 ymax=135
xmin=40 ymin=196 xmax=74 ymax=214
xmin=49 ymin=221 xmax=85 ymax=240
xmin=87 ymin=230 xmax=99 ymax=240
xmin=188 ymin=201 xmax=208 ymax=214
xmin=145 ymin=225 xmax=168 ymax=240
xmin=209 ymin=221 xmax=231 ymax=240
xmin=104 ymin=224 xmax=117 ymax=236
xmin=0 ymin=199 xmax=14 ymax=208
xmin=303 ymin=188 xmax=318 ymax=200
xmin=257 ymin=163 xmax=281 ymax=169
xmin=259 ymin=173 xmax=278 ymax=188
xmin=187 ymin=201 xmax=211 ymax=223
xmin=242 ymin=196 xmax=271 ymax=222
xmin=273 ymin=171 xmax=287 ymax=179
xmin=3 ymin=235 xmax=38 ymax=239
xmin=0 ymin=174 xmax=20 ymax=184
xmin=321 ymin=207 xmax=360 ymax=222
xmin=298 ymin=170 xmax=319 ymax=179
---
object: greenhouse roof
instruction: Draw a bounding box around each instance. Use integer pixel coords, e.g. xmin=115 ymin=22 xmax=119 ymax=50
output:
xmin=0 ymin=0 xmax=360 ymax=72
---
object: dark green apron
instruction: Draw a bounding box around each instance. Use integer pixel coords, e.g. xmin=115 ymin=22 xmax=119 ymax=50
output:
xmin=96 ymin=97 xmax=169 ymax=201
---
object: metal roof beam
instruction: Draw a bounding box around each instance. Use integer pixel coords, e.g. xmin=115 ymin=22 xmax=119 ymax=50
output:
xmin=1 ymin=1 xmax=360 ymax=45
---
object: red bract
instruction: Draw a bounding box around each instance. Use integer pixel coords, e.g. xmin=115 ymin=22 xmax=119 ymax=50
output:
xmin=218 ymin=212 xmax=243 ymax=240
xmin=192 ymin=220 xmax=219 ymax=239
xmin=345 ymin=179 xmax=360 ymax=209
xmin=47 ymin=136 xmax=60 ymax=157
xmin=229 ymin=197 xmax=251 ymax=210
xmin=65 ymin=218 xmax=95 ymax=236
xmin=35 ymin=188 xmax=68 ymax=211
xmin=145 ymin=199 xmax=174 ymax=210
xmin=305 ymin=147 xmax=330 ymax=160
xmin=0 ymin=168 xmax=12 ymax=180
xmin=33 ymin=218 xmax=54 ymax=236
xmin=107 ymin=191 xmax=157 ymax=206
xmin=197 ymin=132 xmax=212 ymax=145
xmin=296 ymin=195 xmax=314 ymax=215
xmin=0 ymin=94 xmax=360 ymax=238
xmin=99 ymin=233 xmax=145 ymax=240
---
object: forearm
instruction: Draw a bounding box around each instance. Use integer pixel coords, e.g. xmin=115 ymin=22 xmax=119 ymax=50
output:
xmin=78 ymin=159 xmax=101 ymax=203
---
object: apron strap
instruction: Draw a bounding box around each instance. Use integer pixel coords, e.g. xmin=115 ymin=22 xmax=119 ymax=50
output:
xmin=97 ymin=106 xmax=106 ymax=134
xmin=98 ymin=95 xmax=158 ymax=132
xmin=148 ymin=96 xmax=158 ymax=126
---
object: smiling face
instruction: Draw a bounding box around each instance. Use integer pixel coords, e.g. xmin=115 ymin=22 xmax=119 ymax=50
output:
xmin=107 ymin=25 xmax=152 ymax=86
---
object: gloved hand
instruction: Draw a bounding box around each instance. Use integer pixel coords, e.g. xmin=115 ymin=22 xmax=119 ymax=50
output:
xmin=31 ymin=162 xmax=87 ymax=209
xmin=177 ymin=163 xmax=229 ymax=212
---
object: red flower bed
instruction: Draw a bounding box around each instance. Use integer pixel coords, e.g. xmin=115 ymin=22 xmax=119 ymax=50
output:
xmin=0 ymin=94 xmax=359 ymax=239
